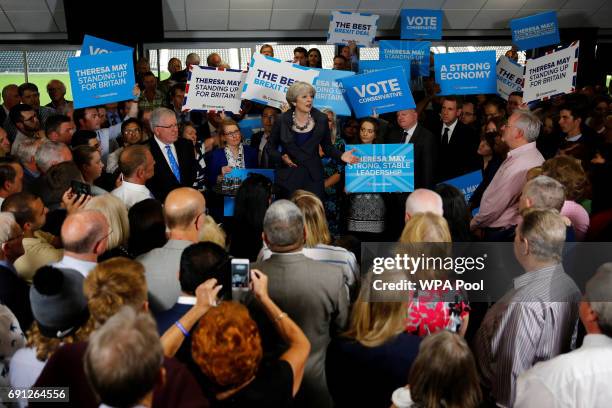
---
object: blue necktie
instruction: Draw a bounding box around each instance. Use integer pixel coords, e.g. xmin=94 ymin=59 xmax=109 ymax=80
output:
xmin=165 ymin=144 xmax=181 ymax=182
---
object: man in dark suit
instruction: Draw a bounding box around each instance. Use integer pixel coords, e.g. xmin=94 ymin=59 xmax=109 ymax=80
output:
xmin=146 ymin=107 xmax=196 ymax=202
xmin=250 ymin=106 xmax=280 ymax=168
xmin=434 ymin=95 xmax=480 ymax=182
xmin=384 ymin=109 xmax=438 ymax=240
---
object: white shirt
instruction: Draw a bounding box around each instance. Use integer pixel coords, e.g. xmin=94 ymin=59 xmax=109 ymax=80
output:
xmin=52 ymin=255 xmax=97 ymax=278
xmin=565 ymin=133 xmax=582 ymax=142
xmin=515 ymin=334 xmax=612 ymax=408
xmin=9 ymin=347 xmax=46 ymax=408
xmin=403 ymin=123 xmax=418 ymax=143
xmin=441 ymin=118 xmax=459 ymax=143
xmin=112 ymin=181 xmax=153 ymax=209
xmin=154 ymin=136 xmax=179 ymax=171
xmin=95 ymin=122 xmax=123 ymax=165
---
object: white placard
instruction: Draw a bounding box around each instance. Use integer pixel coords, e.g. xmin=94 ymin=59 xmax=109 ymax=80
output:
xmin=241 ymin=53 xmax=319 ymax=109
xmin=496 ymin=56 xmax=524 ymax=101
xmin=523 ymin=41 xmax=579 ymax=103
xmin=183 ymin=66 xmax=246 ymax=113
xmin=327 ymin=11 xmax=379 ymax=47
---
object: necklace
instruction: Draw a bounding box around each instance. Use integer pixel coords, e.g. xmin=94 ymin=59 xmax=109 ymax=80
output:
xmin=292 ymin=111 xmax=312 ymax=131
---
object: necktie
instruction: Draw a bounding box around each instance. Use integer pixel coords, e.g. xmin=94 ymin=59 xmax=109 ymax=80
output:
xmin=442 ymin=127 xmax=449 ymax=145
xmin=403 ymin=129 xmax=411 ymax=143
xmin=165 ymin=144 xmax=181 ymax=182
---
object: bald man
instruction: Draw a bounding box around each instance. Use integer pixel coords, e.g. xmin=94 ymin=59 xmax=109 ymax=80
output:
xmin=52 ymin=210 xmax=109 ymax=277
xmin=46 ymin=79 xmax=73 ymax=115
xmin=136 ymin=187 xmax=206 ymax=312
xmin=404 ymin=188 xmax=444 ymax=222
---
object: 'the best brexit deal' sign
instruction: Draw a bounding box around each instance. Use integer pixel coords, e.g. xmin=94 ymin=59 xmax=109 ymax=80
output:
xmin=68 ymin=35 xmax=135 ymax=109
xmin=496 ymin=56 xmax=524 ymax=100
xmin=510 ymin=11 xmax=560 ymax=51
xmin=434 ymin=51 xmax=496 ymax=95
xmin=379 ymin=40 xmax=431 ymax=77
xmin=241 ymin=53 xmax=319 ymax=109
xmin=346 ymin=143 xmax=414 ymax=193
xmin=183 ymin=66 xmax=246 ymax=114
xmin=400 ymin=9 xmax=442 ymax=40
xmin=338 ymin=66 xmax=415 ymax=118
xmin=313 ymin=69 xmax=354 ymax=117
xmin=327 ymin=11 xmax=379 ymax=47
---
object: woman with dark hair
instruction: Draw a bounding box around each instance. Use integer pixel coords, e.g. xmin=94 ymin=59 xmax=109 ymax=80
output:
xmin=436 ymin=183 xmax=472 ymax=242
xmin=229 ymin=174 xmax=272 ymax=261
xmin=72 ymin=145 xmax=107 ymax=196
xmin=307 ymin=48 xmax=323 ymax=68
xmin=267 ymin=81 xmax=358 ymax=199
xmin=469 ymin=117 xmax=506 ymax=211
xmin=180 ymin=121 xmax=206 ymax=192
xmin=127 ymin=199 xmax=167 ymax=257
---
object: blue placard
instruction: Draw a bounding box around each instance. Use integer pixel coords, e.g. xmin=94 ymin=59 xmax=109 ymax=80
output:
xmin=379 ymin=40 xmax=431 ymax=77
xmin=68 ymin=50 xmax=135 ymax=109
xmin=238 ymin=115 xmax=263 ymax=145
xmin=312 ymin=69 xmax=354 ymax=117
xmin=440 ymin=170 xmax=483 ymax=203
xmin=510 ymin=11 xmax=560 ymax=51
xmin=80 ymin=35 xmax=131 ymax=56
xmin=223 ymin=168 xmax=275 ymax=216
xmin=400 ymin=9 xmax=443 ymax=40
xmin=345 ymin=144 xmax=414 ymax=193
xmin=434 ymin=51 xmax=496 ymax=95
xmin=358 ymin=60 xmax=412 ymax=78
xmin=338 ymin=66 xmax=415 ymax=118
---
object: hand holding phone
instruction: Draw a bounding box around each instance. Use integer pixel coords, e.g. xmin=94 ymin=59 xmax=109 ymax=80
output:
xmin=231 ymin=258 xmax=250 ymax=290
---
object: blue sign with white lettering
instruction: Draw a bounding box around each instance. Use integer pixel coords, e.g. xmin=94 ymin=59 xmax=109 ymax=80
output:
xmin=223 ymin=168 xmax=275 ymax=216
xmin=379 ymin=40 xmax=431 ymax=77
xmin=359 ymin=60 xmax=412 ymax=79
xmin=510 ymin=11 xmax=560 ymax=51
xmin=239 ymin=115 xmax=263 ymax=145
xmin=434 ymin=51 xmax=496 ymax=95
xmin=80 ymin=35 xmax=131 ymax=56
xmin=68 ymin=50 xmax=135 ymax=109
xmin=338 ymin=66 xmax=415 ymax=118
xmin=346 ymin=143 xmax=414 ymax=193
xmin=313 ymin=69 xmax=354 ymax=117
xmin=400 ymin=9 xmax=443 ymax=40
xmin=440 ymin=170 xmax=483 ymax=203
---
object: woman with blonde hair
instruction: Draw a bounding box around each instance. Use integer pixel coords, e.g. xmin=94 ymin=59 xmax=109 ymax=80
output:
xmin=391 ymin=331 xmax=482 ymax=408
xmin=399 ymin=213 xmax=470 ymax=337
xmin=259 ymin=189 xmax=359 ymax=299
xmin=84 ymin=193 xmax=131 ymax=259
xmin=326 ymin=271 xmax=421 ymax=408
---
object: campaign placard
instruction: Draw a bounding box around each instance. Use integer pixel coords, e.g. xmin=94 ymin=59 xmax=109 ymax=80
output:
xmin=359 ymin=60 xmax=412 ymax=78
xmin=400 ymin=9 xmax=443 ymax=40
xmin=345 ymin=143 xmax=414 ymax=193
xmin=496 ymin=56 xmax=524 ymax=100
xmin=68 ymin=42 xmax=135 ymax=109
xmin=241 ymin=53 xmax=319 ymax=109
xmin=338 ymin=66 xmax=415 ymax=119
xmin=240 ymin=115 xmax=263 ymax=145
xmin=440 ymin=170 xmax=483 ymax=203
xmin=313 ymin=69 xmax=354 ymax=117
xmin=434 ymin=51 xmax=496 ymax=95
xmin=183 ymin=66 xmax=246 ymax=114
xmin=223 ymin=168 xmax=275 ymax=216
xmin=327 ymin=11 xmax=379 ymax=47
xmin=379 ymin=40 xmax=430 ymax=77
xmin=523 ymin=41 xmax=579 ymax=103
xmin=510 ymin=11 xmax=560 ymax=51
xmin=80 ymin=35 xmax=131 ymax=56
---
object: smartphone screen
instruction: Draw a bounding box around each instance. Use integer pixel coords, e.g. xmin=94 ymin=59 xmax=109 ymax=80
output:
xmin=231 ymin=259 xmax=250 ymax=289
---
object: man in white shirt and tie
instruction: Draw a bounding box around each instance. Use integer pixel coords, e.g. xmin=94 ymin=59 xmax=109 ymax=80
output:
xmin=112 ymin=145 xmax=155 ymax=209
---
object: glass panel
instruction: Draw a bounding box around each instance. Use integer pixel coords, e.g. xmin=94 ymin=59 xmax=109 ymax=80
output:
xmin=25 ymin=50 xmax=77 ymax=105
xmin=0 ymin=51 xmax=26 ymax=104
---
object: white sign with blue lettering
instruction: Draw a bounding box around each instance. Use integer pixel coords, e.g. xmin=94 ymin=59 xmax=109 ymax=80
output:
xmin=327 ymin=11 xmax=379 ymax=47
xmin=496 ymin=56 xmax=524 ymax=101
xmin=183 ymin=66 xmax=246 ymax=114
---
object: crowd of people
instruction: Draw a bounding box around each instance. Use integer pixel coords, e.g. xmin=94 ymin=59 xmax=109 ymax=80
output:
xmin=0 ymin=42 xmax=611 ymax=408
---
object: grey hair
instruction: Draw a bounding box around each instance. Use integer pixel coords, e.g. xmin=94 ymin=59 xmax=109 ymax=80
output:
xmin=513 ymin=109 xmax=541 ymax=143
xmin=12 ymin=137 xmax=40 ymax=166
xmin=320 ymin=108 xmax=337 ymax=141
xmin=84 ymin=306 xmax=163 ymax=408
xmin=0 ymin=212 xmax=19 ymax=243
xmin=185 ymin=53 xmax=201 ymax=64
xmin=35 ymin=141 xmax=69 ymax=173
xmin=405 ymin=189 xmax=444 ymax=217
xmin=149 ymin=107 xmax=176 ymax=133
xmin=518 ymin=209 xmax=566 ymax=262
xmin=263 ymin=200 xmax=304 ymax=247
xmin=522 ymin=176 xmax=566 ymax=212
xmin=585 ymin=263 xmax=612 ymax=337
xmin=286 ymin=81 xmax=316 ymax=107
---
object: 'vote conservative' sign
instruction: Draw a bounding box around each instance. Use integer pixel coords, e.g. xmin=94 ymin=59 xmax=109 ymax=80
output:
xmin=434 ymin=51 xmax=496 ymax=95
xmin=400 ymin=9 xmax=442 ymax=40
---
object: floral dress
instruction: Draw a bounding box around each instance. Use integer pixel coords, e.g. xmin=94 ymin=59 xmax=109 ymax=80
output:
xmin=405 ymin=289 xmax=470 ymax=336
xmin=321 ymin=137 xmax=346 ymax=236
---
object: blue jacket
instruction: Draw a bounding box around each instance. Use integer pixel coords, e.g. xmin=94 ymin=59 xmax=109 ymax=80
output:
xmin=205 ymin=144 xmax=258 ymax=189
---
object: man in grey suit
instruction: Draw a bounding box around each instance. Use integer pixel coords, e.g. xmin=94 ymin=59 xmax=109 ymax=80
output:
xmin=251 ymin=200 xmax=348 ymax=408
xmin=136 ymin=187 xmax=206 ymax=312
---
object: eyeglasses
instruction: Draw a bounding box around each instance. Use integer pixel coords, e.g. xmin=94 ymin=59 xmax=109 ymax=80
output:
xmin=224 ymin=130 xmax=241 ymax=137
xmin=156 ymin=123 xmax=179 ymax=129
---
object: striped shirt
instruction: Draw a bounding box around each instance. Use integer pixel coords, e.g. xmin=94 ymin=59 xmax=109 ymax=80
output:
xmin=473 ymin=264 xmax=580 ymax=407
xmin=259 ymin=244 xmax=359 ymax=299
